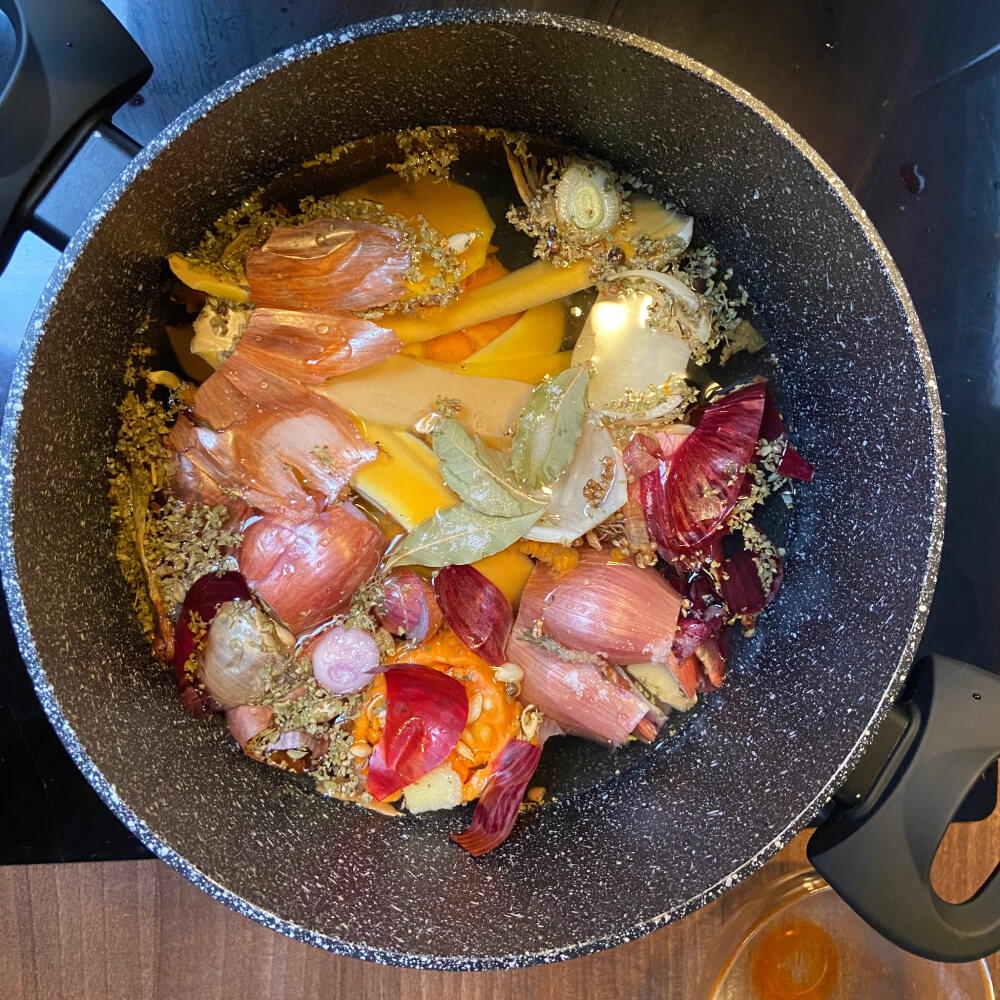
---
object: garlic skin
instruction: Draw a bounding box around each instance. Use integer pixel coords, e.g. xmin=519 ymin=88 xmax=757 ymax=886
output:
xmin=554 ymin=164 xmax=622 ymax=236
xmin=198 ymin=600 xmax=290 ymax=708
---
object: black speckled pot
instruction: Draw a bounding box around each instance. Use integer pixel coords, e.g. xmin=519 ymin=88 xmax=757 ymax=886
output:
xmin=0 ymin=10 xmax=943 ymax=969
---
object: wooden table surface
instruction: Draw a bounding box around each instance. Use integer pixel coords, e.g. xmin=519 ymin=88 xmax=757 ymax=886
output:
xmin=3 ymin=812 xmax=997 ymax=999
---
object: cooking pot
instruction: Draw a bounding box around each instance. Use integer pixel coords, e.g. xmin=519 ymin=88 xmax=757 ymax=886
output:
xmin=2 ymin=0 xmax=999 ymax=969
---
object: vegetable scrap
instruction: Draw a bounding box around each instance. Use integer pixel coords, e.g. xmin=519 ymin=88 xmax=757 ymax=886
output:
xmin=110 ymin=126 xmax=812 ymax=856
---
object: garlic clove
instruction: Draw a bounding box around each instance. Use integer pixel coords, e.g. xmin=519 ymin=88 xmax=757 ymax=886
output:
xmin=626 ymin=662 xmax=698 ymax=713
xmin=198 ymin=600 xmax=291 ymax=709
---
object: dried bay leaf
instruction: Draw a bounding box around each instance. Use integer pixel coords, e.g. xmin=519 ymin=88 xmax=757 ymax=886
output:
xmin=432 ymin=417 xmax=541 ymax=517
xmin=383 ymin=504 xmax=543 ymax=570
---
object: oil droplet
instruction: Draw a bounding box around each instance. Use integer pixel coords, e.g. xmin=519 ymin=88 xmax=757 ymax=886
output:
xmin=253 ymin=335 xmax=263 ymax=342
xmin=750 ymin=919 xmax=839 ymax=1000
xmin=259 ymin=380 xmax=269 ymax=389
xmin=900 ymin=162 xmax=925 ymax=194
xmin=316 ymin=323 xmax=330 ymax=335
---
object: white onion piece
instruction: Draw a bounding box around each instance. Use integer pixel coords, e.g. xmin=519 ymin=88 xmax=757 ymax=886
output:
xmin=572 ymin=291 xmax=691 ymax=420
xmin=199 ymin=600 xmax=290 ymax=708
xmin=191 ymin=298 xmax=250 ymax=369
xmin=309 ymin=626 xmax=383 ymax=695
xmin=525 ymin=417 xmax=627 ymax=545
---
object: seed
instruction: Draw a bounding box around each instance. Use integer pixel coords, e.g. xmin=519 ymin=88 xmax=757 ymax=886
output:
xmin=467 ymin=692 xmax=483 ymax=724
xmin=494 ymin=662 xmax=524 ymax=684
xmin=349 ymin=740 xmax=372 ymax=758
xmin=527 ymin=786 xmax=545 ymax=804
xmin=521 ymin=705 xmax=540 ymax=739
xmin=455 ymin=740 xmax=475 ymax=760
xmin=475 ymin=723 xmax=493 ymax=747
xmin=506 ymin=681 xmax=522 ymax=699
xmin=481 ymin=696 xmax=494 ymax=714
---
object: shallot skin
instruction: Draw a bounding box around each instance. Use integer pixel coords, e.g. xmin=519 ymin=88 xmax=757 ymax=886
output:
xmin=378 ymin=570 xmax=443 ymax=642
xmin=198 ymin=599 xmax=290 ymax=708
xmin=521 ymin=549 xmax=682 ymax=665
xmin=238 ymin=503 xmax=386 ymax=635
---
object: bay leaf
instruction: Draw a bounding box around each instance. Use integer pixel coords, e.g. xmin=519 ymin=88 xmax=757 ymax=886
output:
xmin=383 ymin=503 xmax=543 ymax=570
xmin=511 ymin=365 xmax=590 ymax=489
xmin=432 ymin=417 xmax=542 ymax=517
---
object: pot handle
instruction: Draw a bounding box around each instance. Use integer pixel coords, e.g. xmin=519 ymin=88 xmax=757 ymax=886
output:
xmin=0 ymin=0 xmax=151 ymax=270
xmin=808 ymin=654 xmax=1000 ymax=962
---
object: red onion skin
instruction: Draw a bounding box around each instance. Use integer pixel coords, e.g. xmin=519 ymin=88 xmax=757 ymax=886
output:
xmin=641 ymin=382 xmax=766 ymax=553
xmin=761 ymin=387 xmax=814 ymax=482
xmin=378 ymin=570 xmax=442 ymax=642
xmin=366 ymin=665 xmax=468 ymax=802
xmin=778 ymin=444 xmax=814 ymax=482
xmin=309 ymin=626 xmax=384 ymax=695
xmin=433 ymin=564 xmax=513 ymax=666
xmin=719 ymin=547 xmax=784 ymax=616
xmin=452 ymin=740 xmax=543 ymax=857
xmin=238 ymin=503 xmax=386 ymax=635
xmin=173 ymin=572 xmax=252 ymax=717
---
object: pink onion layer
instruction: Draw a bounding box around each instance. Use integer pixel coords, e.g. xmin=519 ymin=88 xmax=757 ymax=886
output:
xmin=433 ymin=564 xmax=513 ymax=666
xmin=238 ymin=503 xmax=386 ymax=635
xmin=366 ymin=665 xmax=468 ymax=801
xmin=235 ymin=307 xmax=402 ymax=383
xmin=521 ymin=548 xmax=682 ymax=665
xmin=246 ymin=218 xmax=410 ymax=312
xmin=309 ymin=625 xmax=384 ymax=695
xmin=452 ymin=739 xmax=543 ymax=857
xmin=378 ymin=570 xmax=442 ymax=642
xmin=505 ymin=632 xmax=647 ymax=746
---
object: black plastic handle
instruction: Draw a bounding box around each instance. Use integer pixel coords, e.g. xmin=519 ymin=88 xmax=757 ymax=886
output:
xmin=809 ymin=654 xmax=1000 ymax=962
xmin=0 ymin=0 xmax=151 ymax=270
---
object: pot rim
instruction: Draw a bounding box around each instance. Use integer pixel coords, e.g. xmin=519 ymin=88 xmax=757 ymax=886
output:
xmin=0 ymin=6 xmax=946 ymax=970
